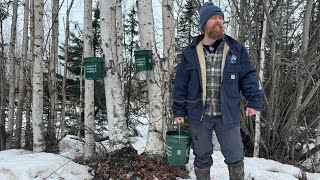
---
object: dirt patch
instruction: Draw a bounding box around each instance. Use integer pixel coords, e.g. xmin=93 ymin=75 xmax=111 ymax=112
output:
xmin=92 ymin=146 xmax=189 ymax=179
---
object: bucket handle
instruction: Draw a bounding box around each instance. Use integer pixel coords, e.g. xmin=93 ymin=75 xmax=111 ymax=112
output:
xmin=178 ymin=123 xmax=181 ymax=142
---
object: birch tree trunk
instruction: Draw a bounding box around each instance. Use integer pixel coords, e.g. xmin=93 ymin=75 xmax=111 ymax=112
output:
xmin=137 ymin=0 xmax=165 ymax=156
xmin=25 ymin=88 xmax=32 ymax=150
xmin=114 ymin=0 xmax=129 ymax=148
xmin=253 ymin=0 xmax=268 ymax=157
xmin=230 ymin=0 xmax=237 ymax=39
xmin=32 ymin=0 xmax=46 ymax=152
xmin=78 ymin=57 xmax=83 ymax=138
xmin=26 ymin=0 xmax=35 ymax=150
xmin=48 ymin=0 xmax=59 ymax=143
xmin=6 ymin=0 xmax=18 ymax=149
xmin=301 ymin=0 xmax=312 ymax=53
xmin=162 ymin=0 xmax=175 ymax=131
xmin=61 ymin=0 xmax=74 ymax=138
xmin=115 ymin=0 xmax=124 ymax=87
xmin=101 ymin=0 xmax=129 ymax=151
xmin=84 ymin=0 xmax=95 ymax=158
xmin=0 ymin=75 xmax=4 ymax=149
xmin=237 ymin=0 xmax=246 ymax=43
xmin=0 ymin=16 xmax=5 ymax=150
xmin=15 ymin=0 xmax=29 ymax=149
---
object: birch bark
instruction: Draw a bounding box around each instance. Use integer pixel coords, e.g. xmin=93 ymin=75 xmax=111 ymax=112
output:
xmin=101 ymin=0 xmax=129 ymax=151
xmin=137 ymin=0 xmax=165 ymax=156
xmin=6 ymin=0 xmax=18 ymax=149
xmin=84 ymin=0 xmax=95 ymax=158
xmin=253 ymin=1 xmax=268 ymax=157
xmin=32 ymin=0 xmax=46 ymax=152
xmin=48 ymin=0 xmax=59 ymax=142
xmin=15 ymin=0 xmax=29 ymax=148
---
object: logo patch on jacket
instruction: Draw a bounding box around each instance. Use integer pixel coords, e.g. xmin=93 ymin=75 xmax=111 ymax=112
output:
xmin=230 ymin=55 xmax=237 ymax=64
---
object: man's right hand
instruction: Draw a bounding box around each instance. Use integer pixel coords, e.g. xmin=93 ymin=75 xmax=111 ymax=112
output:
xmin=175 ymin=117 xmax=185 ymax=124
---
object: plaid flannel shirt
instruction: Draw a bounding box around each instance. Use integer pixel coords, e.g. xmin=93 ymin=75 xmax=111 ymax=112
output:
xmin=203 ymin=41 xmax=224 ymax=116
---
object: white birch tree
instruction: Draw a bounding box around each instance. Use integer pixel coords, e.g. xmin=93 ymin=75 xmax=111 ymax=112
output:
xmin=6 ymin=0 xmax=18 ymax=149
xmin=32 ymin=0 xmax=46 ymax=152
xmin=253 ymin=1 xmax=268 ymax=158
xmin=15 ymin=0 xmax=29 ymax=148
xmin=26 ymin=0 xmax=36 ymax=150
xmin=162 ymin=0 xmax=175 ymax=133
xmin=48 ymin=0 xmax=59 ymax=142
xmin=0 ymin=3 xmax=8 ymax=150
xmin=230 ymin=0 xmax=237 ymax=39
xmin=84 ymin=0 xmax=95 ymax=158
xmin=100 ymin=0 xmax=129 ymax=151
xmin=137 ymin=0 xmax=165 ymax=156
xmin=79 ymin=58 xmax=84 ymax=138
xmin=0 ymin=51 xmax=4 ymax=149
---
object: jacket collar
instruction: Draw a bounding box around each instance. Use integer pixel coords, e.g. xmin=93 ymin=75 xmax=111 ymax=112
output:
xmin=190 ymin=35 xmax=204 ymax=47
xmin=190 ymin=34 xmax=237 ymax=50
xmin=223 ymin=35 xmax=237 ymax=50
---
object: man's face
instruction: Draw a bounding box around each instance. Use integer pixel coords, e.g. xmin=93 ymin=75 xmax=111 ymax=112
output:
xmin=204 ymin=15 xmax=224 ymax=40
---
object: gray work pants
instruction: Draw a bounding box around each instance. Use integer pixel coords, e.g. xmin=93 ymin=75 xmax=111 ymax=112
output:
xmin=190 ymin=115 xmax=244 ymax=168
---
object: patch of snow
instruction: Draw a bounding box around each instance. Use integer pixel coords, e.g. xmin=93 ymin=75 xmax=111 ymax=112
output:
xmin=0 ymin=149 xmax=92 ymax=180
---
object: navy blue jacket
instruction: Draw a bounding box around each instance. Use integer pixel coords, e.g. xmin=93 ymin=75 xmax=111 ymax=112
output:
xmin=173 ymin=35 xmax=264 ymax=127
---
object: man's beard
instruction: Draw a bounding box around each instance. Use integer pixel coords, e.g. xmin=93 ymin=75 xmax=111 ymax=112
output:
xmin=205 ymin=23 xmax=224 ymax=40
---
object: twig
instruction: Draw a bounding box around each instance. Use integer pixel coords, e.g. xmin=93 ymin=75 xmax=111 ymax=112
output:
xmin=43 ymin=158 xmax=73 ymax=179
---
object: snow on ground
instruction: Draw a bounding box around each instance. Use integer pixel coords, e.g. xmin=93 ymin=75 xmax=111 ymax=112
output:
xmin=184 ymin=150 xmax=320 ymax=180
xmin=0 ymin=149 xmax=92 ymax=180
xmin=1 ymin=121 xmax=320 ymax=180
xmin=130 ymin=121 xmax=148 ymax=155
xmin=59 ymin=135 xmax=111 ymax=159
xmin=59 ymin=135 xmax=85 ymax=159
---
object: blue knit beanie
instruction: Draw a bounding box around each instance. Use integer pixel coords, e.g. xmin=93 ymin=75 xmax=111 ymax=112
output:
xmin=199 ymin=2 xmax=224 ymax=31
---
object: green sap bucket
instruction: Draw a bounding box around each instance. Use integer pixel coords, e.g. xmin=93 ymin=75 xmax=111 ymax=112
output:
xmin=134 ymin=50 xmax=153 ymax=71
xmin=83 ymin=57 xmax=105 ymax=80
xmin=166 ymin=131 xmax=192 ymax=165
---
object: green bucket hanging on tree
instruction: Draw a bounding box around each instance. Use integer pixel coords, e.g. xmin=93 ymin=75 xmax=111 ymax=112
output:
xmin=134 ymin=50 xmax=153 ymax=71
xmin=83 ymin=57 xmax=105 ymax=80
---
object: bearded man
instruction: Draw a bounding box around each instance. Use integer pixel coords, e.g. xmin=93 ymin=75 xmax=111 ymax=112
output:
xmin=172 ymin=2 xmax=264 ymax=180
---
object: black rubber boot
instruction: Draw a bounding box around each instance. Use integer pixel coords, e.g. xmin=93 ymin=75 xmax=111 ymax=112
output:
xmin=194 ymin=167 xmax=210 ymax=180
xmin=227 ymin=161 xmax=244 ymax=180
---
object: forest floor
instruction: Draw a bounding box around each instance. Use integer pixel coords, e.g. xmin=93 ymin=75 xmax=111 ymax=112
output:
xmin=89 ymin=146 xmax=189 ymax=179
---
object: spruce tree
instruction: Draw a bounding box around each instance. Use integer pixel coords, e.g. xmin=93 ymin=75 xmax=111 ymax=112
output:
xmin=123 ymin=4 xmax=147 ymax=136
xmin=176 ymin=0 xmax=199 ymax=59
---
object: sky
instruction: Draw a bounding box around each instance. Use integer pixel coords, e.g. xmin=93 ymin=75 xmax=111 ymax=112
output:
xmin=1 ymin=122 xmax=320 ymax=180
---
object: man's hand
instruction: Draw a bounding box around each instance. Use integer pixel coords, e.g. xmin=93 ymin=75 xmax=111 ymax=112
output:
xmin=175 ymin=117 xmax=185 ymax=124
xmin=246 ymin=107 xmax=258 ymax=117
